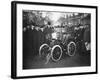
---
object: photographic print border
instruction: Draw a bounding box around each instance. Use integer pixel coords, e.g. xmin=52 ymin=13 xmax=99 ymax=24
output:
xmin=11 ymin=1 xmax=98 ymax=79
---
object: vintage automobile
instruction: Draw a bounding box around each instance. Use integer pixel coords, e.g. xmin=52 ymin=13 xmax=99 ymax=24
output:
xmin=39 ymin=27 xmax=76 ymax=64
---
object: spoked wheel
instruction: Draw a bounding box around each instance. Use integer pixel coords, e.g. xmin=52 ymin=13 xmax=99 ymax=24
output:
xmin=51 ymin=45 xmax=62 ymax=62
xmin=39 ymin=44 xmax=50 ymax=58
xmin=67 ymin=41 xmax=76 ymax=56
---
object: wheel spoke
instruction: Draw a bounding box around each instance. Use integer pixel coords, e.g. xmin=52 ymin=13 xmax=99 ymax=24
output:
xmin=68 ymin=41 xmax=76 ymax=56
xmin=51 ymin=45 xmax=62 ymax=62
xmin=39 ymin=44 xmax=50 ymax=57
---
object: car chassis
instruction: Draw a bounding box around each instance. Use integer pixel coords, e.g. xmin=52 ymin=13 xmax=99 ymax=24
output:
xmin=39 ymin=27 xmax=76 ymax=64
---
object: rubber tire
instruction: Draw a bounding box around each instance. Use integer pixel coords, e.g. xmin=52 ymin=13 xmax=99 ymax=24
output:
xmin=39 ymin=44 xmax=50 ymax=57
xmin=51 ymin=45 xmax=62 ymax=62
xmin=67 ymin=41 xmax=76 ymax=56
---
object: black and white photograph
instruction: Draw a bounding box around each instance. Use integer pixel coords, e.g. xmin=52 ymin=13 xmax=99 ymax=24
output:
xmin=23 ymin=10 xmax=91 ymax=69
xmin=11 ymin=1 xmax=97 ymax=79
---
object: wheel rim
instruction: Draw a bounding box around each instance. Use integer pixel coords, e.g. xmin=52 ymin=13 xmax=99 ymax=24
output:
xmin=67 ymin=41 xmax=76 ymax=56
xmin=51 ymin=45 xmax=62 ymax=62
xmin=39 ymin=44 xmax=50 ymax=57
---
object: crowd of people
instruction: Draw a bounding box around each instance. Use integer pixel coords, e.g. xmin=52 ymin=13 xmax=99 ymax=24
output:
xmin=74 ymin=24 xmax=91 ymax=53
xmin=23 ymin=23 xmax=91 ymax=59
xmin=23 ymin=25 xmax=45 ymax=59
